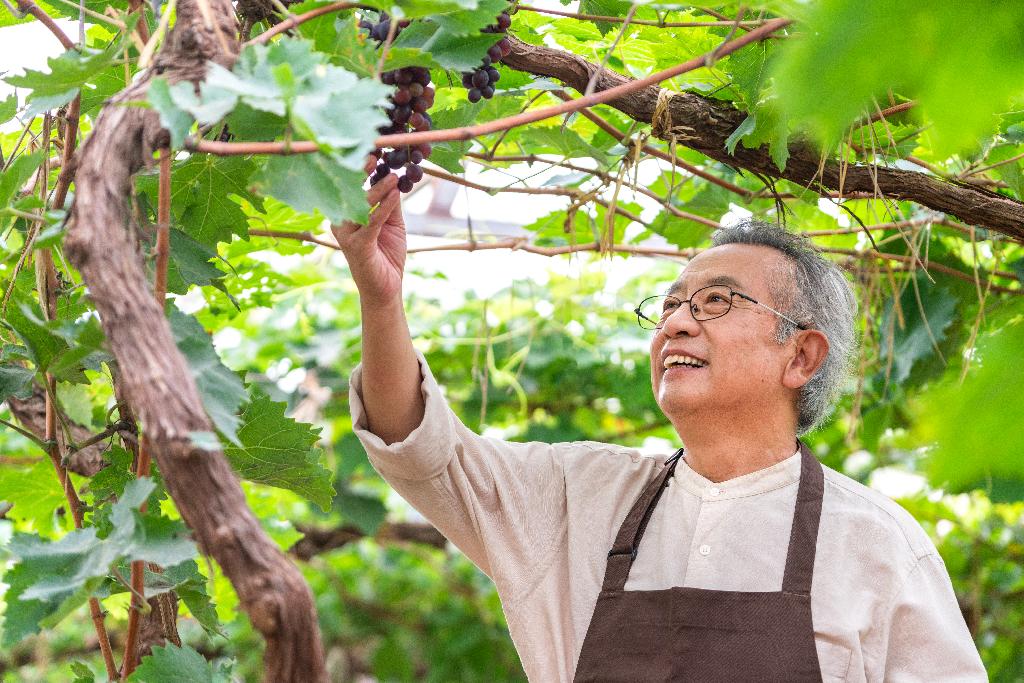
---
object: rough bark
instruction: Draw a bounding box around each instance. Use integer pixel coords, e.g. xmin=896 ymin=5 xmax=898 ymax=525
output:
xmin=7 ymin=386 xmax=109 ymax=476
xmin=62 ymin=1 xmax=326 ymax=680
xmin=503 ymin=37 xmax=1024 ymax=243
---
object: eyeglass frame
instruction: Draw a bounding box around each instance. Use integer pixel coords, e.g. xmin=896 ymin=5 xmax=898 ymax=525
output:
xmin=634 ymin=284 xmax=809 ymax=331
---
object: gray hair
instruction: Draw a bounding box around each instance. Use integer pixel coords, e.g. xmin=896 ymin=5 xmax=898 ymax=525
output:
xmin=710 ymin=220 xmax=858 ymax=434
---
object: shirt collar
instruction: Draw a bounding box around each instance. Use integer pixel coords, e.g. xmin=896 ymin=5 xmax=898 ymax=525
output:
xmin=673 ymin=449 xmax=802 ymax=501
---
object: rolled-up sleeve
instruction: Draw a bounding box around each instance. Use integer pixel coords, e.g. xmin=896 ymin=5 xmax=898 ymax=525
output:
xmin=877 ymin=553 xmax=987 ymax=681
xmin=348 ymin=350 xmax=567 ymax=599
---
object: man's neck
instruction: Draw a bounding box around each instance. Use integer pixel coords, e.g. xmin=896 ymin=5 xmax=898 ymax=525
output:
xmin=673 ymin=420 xmax=799 ymax=483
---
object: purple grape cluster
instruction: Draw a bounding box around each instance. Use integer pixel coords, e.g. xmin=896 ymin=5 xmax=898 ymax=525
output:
xmin=372 ymin=66 xmax=434 ymax=193
xmin=358 ymin=12 xmax=410 ymax=43
xmin=460 ymin=8 xmax=513 ymax=103
xmin=361 ymin=14 xmax=433 ymax=193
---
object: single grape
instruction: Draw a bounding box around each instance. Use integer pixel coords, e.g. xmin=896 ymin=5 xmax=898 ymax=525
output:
xmin=405 ymin=163 xmax=424 ymax=183
xmin=410 ymin=149 xmax=424 ymax=164
xmin=411 ymin=97 xmax=429 ymax=113
xmin=462 ymin=72 xmax=474 ymax=88
xmin=386 ymin=152 xmax=404 ymax=170
xmin=392 ymin=105 xmax=411 ymax=124
xmin=409 ymin=112 xmax=425 ymax=129
xmin=398 ymin=175 xmax=415 ymax=193
xmin=488 ymin=67 xmax=500 ymax=83
xmin=487 ymin=44 xmax=503 ymax=62
xmin=480 ymin=85 xmax=495 ymax=99
xmin=396 ymin=70 xmax=413 ymax=85
xmin=408 ymin=82 xmax=424 ymax=98
xmin=497 ymin=12 xmax=511 ymax=30
xmin=413 ymin=67 xmax=431 ymax=85
xmin=480 ymin=55 xmax=492 ymax=67
xmin=468 ymin=88 xmax=482 ymax=103
xmin=381 ymin=70 xmax=396 ymax=85
xmin=498 ymin=37 xmax=512 ymax=57
xmin=417 ymin=143 xmax=432 ymax=158
xmin=392 ymin=88 xmax=411 ymax=105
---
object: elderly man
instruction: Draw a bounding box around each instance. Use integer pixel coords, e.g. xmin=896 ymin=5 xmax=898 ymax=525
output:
xmin=334 ymin=170 xmax=987 ymax=681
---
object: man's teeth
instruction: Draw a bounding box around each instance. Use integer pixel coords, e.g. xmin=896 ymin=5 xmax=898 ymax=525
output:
xmin=663 ymin=354 xmax=708 ymax=369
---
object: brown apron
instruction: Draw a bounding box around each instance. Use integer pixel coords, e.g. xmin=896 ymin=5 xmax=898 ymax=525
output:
xmin=574 ymin=441 xmax=825 ymax=682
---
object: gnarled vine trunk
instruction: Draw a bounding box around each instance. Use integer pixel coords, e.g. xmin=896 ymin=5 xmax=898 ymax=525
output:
xmin=62 ymin=1 xmax=327 ymax=680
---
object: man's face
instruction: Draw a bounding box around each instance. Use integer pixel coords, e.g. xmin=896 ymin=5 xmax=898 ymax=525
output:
xmin=649 ymin=243 xmax=797 ymax=424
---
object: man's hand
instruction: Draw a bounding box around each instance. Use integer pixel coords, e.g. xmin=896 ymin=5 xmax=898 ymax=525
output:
xmin=332 ymin=155 xmax=407 ymax=306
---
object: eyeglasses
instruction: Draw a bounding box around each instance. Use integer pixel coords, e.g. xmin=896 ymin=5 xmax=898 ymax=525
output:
xmin=634 ymin=284 xmax=808 ymax=331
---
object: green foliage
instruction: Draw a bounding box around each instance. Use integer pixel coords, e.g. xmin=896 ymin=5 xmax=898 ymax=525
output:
xmin=168 ymin=306 xmax=247 ymax=446
xmin=224 ymin=389 xmax=335 ymax=511
xmin=914 ymin=306 xmax=1024 ymax=501
xmin=129 ymin=643 xmax=231 ymax=682
xmin=3 ymin=0 xmax=1024 ymax=679
xmin=771 ymin=0 xmax=1024 ymax=154
xmin=4 ymin=38 xmax=125 ymax=117
xmin=2 ymin=478 xmax=196 ymax=647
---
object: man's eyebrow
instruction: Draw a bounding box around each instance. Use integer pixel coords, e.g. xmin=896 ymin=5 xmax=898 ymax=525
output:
xmin=667 ymin=275 xmax=744 ymax=297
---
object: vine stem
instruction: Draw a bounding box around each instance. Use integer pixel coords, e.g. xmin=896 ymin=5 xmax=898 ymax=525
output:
xmin=190 ymin=17 xmax=792 ymax=155
xmin=121 ymin=148 xmax=171 ymax=680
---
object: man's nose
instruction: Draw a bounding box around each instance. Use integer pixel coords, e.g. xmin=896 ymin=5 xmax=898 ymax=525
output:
xmin=659 ymin=304 xmax=701 ymax=338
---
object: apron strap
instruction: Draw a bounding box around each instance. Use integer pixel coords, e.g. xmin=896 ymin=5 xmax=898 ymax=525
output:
xmin=781 ymin=440 xmax=825 ymax=596
xmin=599 ymin=441 xmax=825 ymax=597
xmin=602 ymin=449 xmax=684 ymax=592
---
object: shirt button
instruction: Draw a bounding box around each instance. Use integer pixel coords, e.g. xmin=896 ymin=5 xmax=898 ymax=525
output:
xmin=699 ymin=544 xmax=711 ymax=556
xmin=709 ymin=487 xmax=722 ymax=497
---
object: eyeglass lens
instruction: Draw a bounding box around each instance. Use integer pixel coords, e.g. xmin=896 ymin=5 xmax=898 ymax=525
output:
xmin=638 ymin=285 xmax=733 ymax=329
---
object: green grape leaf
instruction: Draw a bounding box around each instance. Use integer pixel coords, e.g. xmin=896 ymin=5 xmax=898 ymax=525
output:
xmin=880 ymin=277 xmax=958 ymax=386
xmin=0 ymin=94 xmax=17 ymax=125
xmin=333 ymin=485 xmax=388 ymax=535
xmin=2 ymin=478 xmax=196 ymax=646
xmin=223 ymin=390 xmax=334 ymax=511
xmin=432 ymin=0 xmax=509 ymax=36
xmin=253 ymin=153 xmax=368 ymax=225
xmin=0 ymin=363 xmax=35 ymax=402
xmin=0 ymin=151 xmax=43 ymax=209
xmin=0 ymin=460 xmax=68 ymax=534
xmin=147 ymin=78 xmax=196 ymax=149
xmin=4 ymin=38 xmax=125 ymax=117
xmin=166 ymin=561 xmax=224 ymax=637
xmin=86 ymin=445 xmax=134 ymax=505
xmin=392 ymin=21 xmax=503 ymax=71
xmin=771 ymin=0 xmax=1024 ymax=155
xmin=168 ymin=307 xmax=247 ymax=446
xmin=165 ymin=228 xmax=227 ymax=295
xmin=129 ymin=644 xmax=222 ymax=683
xmin=914 ymin=308 xmax=1024 ymax=500
xmin=171 ymin=156 xmax=259 ymax=248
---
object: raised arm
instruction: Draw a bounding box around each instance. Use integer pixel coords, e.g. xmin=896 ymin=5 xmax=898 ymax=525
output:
xmin=332 ymin=157 xmax=424 ymax=445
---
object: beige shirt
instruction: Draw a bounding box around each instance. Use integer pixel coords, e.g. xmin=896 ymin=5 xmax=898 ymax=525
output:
xmin=350 ymin=352 xmax=987 ymax=682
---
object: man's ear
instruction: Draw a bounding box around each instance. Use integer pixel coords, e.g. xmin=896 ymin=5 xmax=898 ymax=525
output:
xmin=782 ymin=329 xmax=830 ymax=389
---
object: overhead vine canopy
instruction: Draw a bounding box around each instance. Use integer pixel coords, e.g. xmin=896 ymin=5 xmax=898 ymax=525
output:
xmin=1 ymin=0 xmax=1023 ymax=680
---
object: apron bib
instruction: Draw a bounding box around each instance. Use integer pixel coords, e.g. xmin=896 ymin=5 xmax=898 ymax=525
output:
xmin=574 ymin=441 xmax=825 ymax=682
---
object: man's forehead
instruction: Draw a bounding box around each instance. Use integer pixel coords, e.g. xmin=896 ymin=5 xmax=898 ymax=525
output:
xmin=667 ymin=273 xmax=745 ymax=296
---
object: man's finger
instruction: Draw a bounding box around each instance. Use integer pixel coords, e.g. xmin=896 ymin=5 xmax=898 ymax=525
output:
xmin=368 ymin=188 xmax=401 ymax=230
xmin=363 ymin=153 xmax=379 ymax=176
xmin=367 ymin=172 xmax=399 ymax=206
